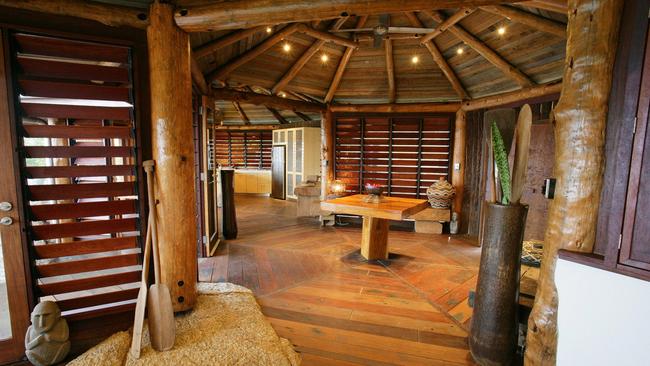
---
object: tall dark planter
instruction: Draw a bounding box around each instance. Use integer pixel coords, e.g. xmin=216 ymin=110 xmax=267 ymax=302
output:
xmin=220 ymin=168 xmax=237 ymax=240
xmin=470 ymin=202 xmax=528 ymax=366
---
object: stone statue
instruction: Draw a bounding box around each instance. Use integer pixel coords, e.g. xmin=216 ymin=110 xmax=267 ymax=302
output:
xmin=25 ymin=301 xmax=70 ymax=366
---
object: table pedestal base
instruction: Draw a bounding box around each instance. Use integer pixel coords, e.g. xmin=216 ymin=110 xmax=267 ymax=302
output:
xmin=361 ymin=216 xmax=389 ymax=260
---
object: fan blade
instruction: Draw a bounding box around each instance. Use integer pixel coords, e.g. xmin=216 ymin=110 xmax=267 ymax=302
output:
xmin=386 ymin=27 xmax=437 ymax=34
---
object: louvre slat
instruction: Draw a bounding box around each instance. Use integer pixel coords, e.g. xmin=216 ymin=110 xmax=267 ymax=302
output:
xmin=31 ymin=218 xmax=138 ymax=240
xmin=23 ymin=124 xmax=132 ymax=139
xmin=22 ymin=103 xmax=132 ymax=120
xmin=34 ymin=237 xmax=138 ymax=259
xmin=56 ymin=288 xmax=140 ymax=312
xmin=38 ymin=270 xmax=140 ymax=296
xmin=26 ymin=165 xmax=135 ymax=178
xmin=29 ymin=182 xmax=136 ymax=200
xmin=19 ymin=79 xmax=131 ymax=102
xmin=25 ymin=146 xmax=133 ymax=158
xmin=17 ymin=57 xmax=129 ymax=83
xmin=30 ymin=200 xmax=138 ymax=221
xmin=37 ymin=253 xmax=140 ymax=277
xmin=15 ymin=33 xmax=129 ymax=63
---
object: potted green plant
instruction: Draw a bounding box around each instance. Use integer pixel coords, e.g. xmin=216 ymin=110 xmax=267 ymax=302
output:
xmin=469 ymin=105 xmax=532 ymax=366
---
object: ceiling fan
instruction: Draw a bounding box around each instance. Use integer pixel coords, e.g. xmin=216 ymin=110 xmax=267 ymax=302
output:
xmin=333 ymin=14 xmax=436 ymax=47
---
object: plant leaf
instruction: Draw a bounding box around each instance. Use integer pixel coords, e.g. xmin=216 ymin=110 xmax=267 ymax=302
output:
xmin=491 ymin=121 xmax=511 ymax=204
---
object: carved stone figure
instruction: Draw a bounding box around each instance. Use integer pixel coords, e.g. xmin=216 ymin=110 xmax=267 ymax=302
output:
xmin=25 ymin=301 xmax=70 ymax=366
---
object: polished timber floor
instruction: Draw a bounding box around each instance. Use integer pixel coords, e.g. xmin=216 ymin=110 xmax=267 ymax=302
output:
xmin=198 ymin=195 xmax=538 ymax=366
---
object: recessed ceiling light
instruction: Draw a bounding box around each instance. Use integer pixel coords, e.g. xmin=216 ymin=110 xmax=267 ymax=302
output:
xmin=282 ymin=42 xmax=291 ymax=52
xmin=321 ymin=53 xmax=329 ymax=63
xmin=457 ymin=47 xmax=464 ymax=55
xmin=266 ymin=26 xmax=273 ymax=33
xmin=497 ymin=26 xmax=506 ymax=35
xmin=279 ymin=92 xmax=287 ymax=98
xmin=411 ymin=55 xmax=419 ymax=64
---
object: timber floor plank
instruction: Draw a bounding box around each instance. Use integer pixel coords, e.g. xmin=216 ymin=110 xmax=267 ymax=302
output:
xmin=197 ymin=195 xmax=538 ymax=365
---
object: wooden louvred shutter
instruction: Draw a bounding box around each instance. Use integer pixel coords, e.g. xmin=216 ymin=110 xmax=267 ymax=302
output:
xmin=12 ymin=32 xmax=143 ymax=319
xmin=334 ymin=114 xmax=452 ymax=198
xmin=213 ymin=130 xmax=272 ymax=169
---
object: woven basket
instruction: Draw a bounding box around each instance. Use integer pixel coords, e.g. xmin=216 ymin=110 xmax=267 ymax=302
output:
xmin=426 ymin=177 xmax=456 ymax=209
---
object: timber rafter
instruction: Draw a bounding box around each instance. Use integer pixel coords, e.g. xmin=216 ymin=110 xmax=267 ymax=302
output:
xmin=212 ymin=88 xmax=326 ymax=113
xmin=325 ymin=15 xmax=368 ymax=103
xmin=424 ymin=10 xmax=535 ymax=88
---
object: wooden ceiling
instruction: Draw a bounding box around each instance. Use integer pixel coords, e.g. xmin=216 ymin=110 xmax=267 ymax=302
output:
xmin=189 ymin=4 xmax=566 ymax=124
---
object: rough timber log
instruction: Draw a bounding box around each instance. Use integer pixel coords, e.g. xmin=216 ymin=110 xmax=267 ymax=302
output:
xmin=325 ymin=16 xmax=368 ymax=103
xmin=190 ymin=55 xmax=208 ymax=95
xmin=0 ymin=0 xmax=148 ymax=29
xmin=211 ymin=88 xmax=325 ymax=113
xmin=321 ymin=108 xmax=335 ymax=199
xmin=330 ymin=102 xmax=461 ymax=113
xmin=525 ymin=0 xmax=623 ymax=364
xmin=174 ymin=0 xmax=520 ymax=32
xmin=461 ymin=82 xmax=561 ymax=111
xmin=147 ymin=2 xmax=197 ymax=312
xmin=193 ymin=26 xmax=266 ymax=59
xmin=480 ymin=5 xmax=566 ymax=37
xmin=451 ymin=109 xmax=466 ymax=216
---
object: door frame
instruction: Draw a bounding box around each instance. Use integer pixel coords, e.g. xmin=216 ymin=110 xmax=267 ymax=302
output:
xmin=0 ymin=28 xmax=32 ymax=364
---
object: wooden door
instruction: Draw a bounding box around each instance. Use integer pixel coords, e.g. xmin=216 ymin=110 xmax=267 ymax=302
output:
xmin=0 ymin=29 xmax=31 ymax=364
xmin=620 ymin=26 xmax=650 ymax=271
xmin=272 ymin=145 xmax=286 ymax=200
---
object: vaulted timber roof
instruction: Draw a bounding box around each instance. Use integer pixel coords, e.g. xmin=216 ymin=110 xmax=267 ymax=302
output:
xmin=188 ymin=4 xmax=566 ymax=124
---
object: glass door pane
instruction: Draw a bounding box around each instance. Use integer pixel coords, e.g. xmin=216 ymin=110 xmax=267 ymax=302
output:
xmin=0 ymin=236 xmax=11 ymax=340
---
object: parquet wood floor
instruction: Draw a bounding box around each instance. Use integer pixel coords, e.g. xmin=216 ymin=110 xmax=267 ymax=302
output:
xmin=199 ymin=195 xmax=538 ymax=365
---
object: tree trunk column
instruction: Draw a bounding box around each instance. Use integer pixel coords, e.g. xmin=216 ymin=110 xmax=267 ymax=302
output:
xmin=525 ymin=0 xmax=622 ymax=364
xmin=147 ymin=2 xmax=197 ymax=312
xmin=320 ymin=107 xmax=334 ymax=199
xmin=451 ymin=109 xmax=466 ymax=218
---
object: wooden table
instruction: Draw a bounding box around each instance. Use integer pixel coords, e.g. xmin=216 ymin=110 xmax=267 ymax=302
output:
xmin=321 ymin=194 xmax=429 ymax=260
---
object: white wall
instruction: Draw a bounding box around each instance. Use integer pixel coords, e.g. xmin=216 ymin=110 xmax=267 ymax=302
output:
xmin=556 ymin=259 xmax=650 ymax=366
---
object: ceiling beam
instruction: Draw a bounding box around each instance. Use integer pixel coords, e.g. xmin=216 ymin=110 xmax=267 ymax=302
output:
xmin=0 ymin=0 xmax=149 ymax=29
xmin=298 ymin=23 xmax=359 ymax=48
xmin=461 ymin=81 xmax=561 ymax=111
xmin=325 ymin=15 xmax=368 ymax=103
xmin=206 ymin=24 xmax=301 ymax=84
xmin=212 ymin=88 xmax=326 ymax=113
xmin=425 ymin=10 xmax=534 ymax=88
xmin=330 ymin=102 xmax=461 ymax=113
xmin=294 ymin=111 xmax=312 ymax=121
xmin=266 ymin=107 xmax=289 ymax=124
xmin=405 ymin=12 xmax=469 ymax=100
xmin=272 ymin=17 xmax=349 ymax=94
xmin=174 ymin=0 xmax=520 ymax=32
xmin=232 ymin=101 xmax=251 ymax=125
xmin=190 ymin=54 xmax=209 ymax=95
xmin=419 ymin=8 xmax=474 ymax=43
xmin=385 ymin=36 xmax=396 ymax=103
xmin=481 ymin=5 xmax=566 ymax=37
xmin=216 ymin=124 xmax=278 ymax=130
xmin=520 ymin=0 xmax=567 ymax=14
xmin=194 ymin=26 xmax=267 ymax=59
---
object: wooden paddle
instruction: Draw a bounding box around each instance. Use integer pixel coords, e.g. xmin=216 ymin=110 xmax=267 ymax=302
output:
xmin=143 ymin=160 xmax=175 ymax=352
xmin=511 ymin=104 xmax=533 ymax=204
xmin=129 ymin=213 xmax=152 ymax=359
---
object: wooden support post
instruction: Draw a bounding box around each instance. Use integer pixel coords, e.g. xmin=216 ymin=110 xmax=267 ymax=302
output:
xmin=147 ymin=2 xmax=197 ymax=312
xmin=385 ymin=36 xmax=396 ymax=103
xmin=321 ymin=108 xmax=334 ymax=199
xmin=451 ymin=109 xmax=466 ymax=217
xmin=461 ymin=82 xmax=561 ymax=111
xmin=325 ymin=16 xmax=368 ymax=103
xmin=525 ymin=0 xmax=623 ymax=364
xmin=361 ymin=216 xmax=389 ymax=260
xmin=425 ymin=10 xmax=534 ymax=87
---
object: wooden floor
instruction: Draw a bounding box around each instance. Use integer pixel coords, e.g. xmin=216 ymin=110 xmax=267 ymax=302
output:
xmin=199 ymin=195 xmax=538 ymax=366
